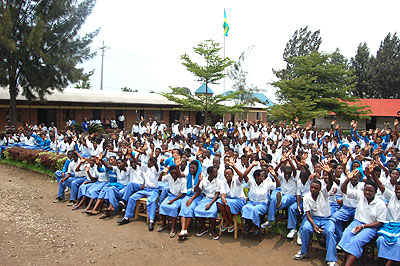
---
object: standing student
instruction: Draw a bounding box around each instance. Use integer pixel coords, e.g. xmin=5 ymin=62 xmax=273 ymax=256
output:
xmin=194 ymin=166 xmax=221 ymax=240
xmin=217 ymin=158 xmax=246 ymax=235
xmin=293 ymin=164 xmax=338 ymax=266
xmin=338 ymin=169 xmax=387 ymax=266
xmin=157 ymin=164 xmax=186 ymax=238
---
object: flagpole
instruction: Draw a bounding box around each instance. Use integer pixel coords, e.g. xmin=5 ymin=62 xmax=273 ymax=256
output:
xmin=223 ymin=35 xmax=226 ymax=94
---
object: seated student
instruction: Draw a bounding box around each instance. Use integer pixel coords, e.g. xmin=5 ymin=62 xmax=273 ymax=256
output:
xmin=294 ymin=163 xmax=338 ymax=266
xmin=287 ymin=168 xmax=311 ymax=243
xmin=371 ymin=167 xmax=400 ymax=266
xmin=177 ymin=160 xmax=203 ymax=241
xmin=322 ymin=169 xmax=340 ymax=215
xmin=262 ymin=153 xmax=297 ymax=228
xmin=118 ymin=157 xmax=143 ymax=210
xmin=73 ymin=156 xmax=99 ymax=209
xmin=157 ymin=164 xmax=186 ymax=238
xmin=68 ymin=156 xmax=94 ymax=206
xmin=194 ymin=166 xmax=220 ymax=240
xmin=54 ymin=150 xmax=74 ymax=202
xmin=338 ymin=169 xmax=387 ymax=266
xmin=53 ymin=151 xmax=80 ymax=204
xmin=117 ymin=156 xmax=159 ymax=231
xmin=217 ymin=158 xmax=246 ymax=235
xmin=241 ymin=161 xmax=277 ymax=235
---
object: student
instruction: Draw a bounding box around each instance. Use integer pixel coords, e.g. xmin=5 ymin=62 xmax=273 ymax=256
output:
xmin=157 ymin=165 xmax=186 ymax=238
xmin=194 ymin=166 xmax=220 ymax=240
xmin=294 ymin=164 xmax=338 ymax=266
xmin=54 ymin=150 xmax=74 ymax=201
xmin=73 ymin=156 xmax=99 ymax=209
xmin=178 ymin=160 xmax=203 ymax=241
xmin=53 ymin=151 xmax=80 ymax=203
xmin=241 ymin=161 xmax=277 ymax=235
xmin=117 ymin=157 xmax=159 ymax=231
xmin=338 ymin=169 xmax=387 ymax=266
xmin=217 ymin=158 xmax=246 ymax=235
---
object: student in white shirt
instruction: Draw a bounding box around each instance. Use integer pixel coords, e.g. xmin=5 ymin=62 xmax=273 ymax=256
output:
xmin=157 ymin=165 xmax=186 ymax=238
xmin=338 ymin=169 xmax=387 ymax=266
xmin=217 ymin=159 xmax=246 ymax=234
xmin=194 ymin=166 xmax=221 ymax=240
xmin=241 ymin=161 xmax=277 ymax=234
xmin=294 ymin=165 xmax=338 ymax=266
xmin=72 ymin=156 xmax=99 ymax=210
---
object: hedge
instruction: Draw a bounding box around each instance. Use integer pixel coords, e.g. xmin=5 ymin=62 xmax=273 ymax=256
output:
xmin=2 ymin=147 xmax=67 ymax=175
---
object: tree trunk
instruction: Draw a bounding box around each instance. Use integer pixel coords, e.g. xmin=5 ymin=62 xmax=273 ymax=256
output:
xmin=9 ymin=82 xmax=17 ymax=127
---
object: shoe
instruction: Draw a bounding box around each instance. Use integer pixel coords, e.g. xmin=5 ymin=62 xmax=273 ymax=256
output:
xmin=117 ymin=217 xmax=129 ymax=225
xmin=275 ymin=191 xmax=282 ymax=208
xmin=287 ymin=229 xmax=297 ymax=239
xmin=297 ymin=233 xmax=302 ymax=245
xmin=119 ymin=200 xmax=126 ymax=209
xmin=327 ymin=262 xmax=338 ymax=266
xmin=157 ymin=225 xmax=168 ymax=232
xmin=65 ymin=187 xmax=70 ymax=192
xmin=196 ymin=229 xmax=209 ymax=237
xmin=336 ymin=245 xmax=342 ymax=251
xmin=227 ymin=225 xmax=235 ymax=233
xmin=293 ymin=250 xmax=309 ymax=260
xmin=261 ymin=221 xmax=272 ymax=229
xmin=66 ymin=201 xmax=76 ymax=206
xmin=53 ymin=197 xmax=65 ymax=203
xmin=148 ymin=221 xmax=155 ymax=231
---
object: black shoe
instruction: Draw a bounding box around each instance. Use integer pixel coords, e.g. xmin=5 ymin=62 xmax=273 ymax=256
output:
xmin=117 ymin=218 xmax=129 ymax=225
xmin=148 ymin=221 xmax=155 ymax=231
xmin=119 ymin=200 xmax=127 ymax=209
xmin=244 ymin=221 xmax=252 ymax=233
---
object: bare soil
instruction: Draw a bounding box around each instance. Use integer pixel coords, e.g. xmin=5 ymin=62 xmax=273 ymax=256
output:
xmin=0 ymin=164 xmax=378 ymax=266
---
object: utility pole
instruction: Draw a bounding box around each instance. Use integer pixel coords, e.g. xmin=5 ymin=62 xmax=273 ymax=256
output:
xmin=99 ymin=41 xmax=109 ymax=90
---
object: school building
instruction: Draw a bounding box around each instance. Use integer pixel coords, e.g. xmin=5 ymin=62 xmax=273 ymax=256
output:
xmin=0 ymin=87 xmax=270 ymax=129
xmin=315 ymin=99 xmax=400 ymax=130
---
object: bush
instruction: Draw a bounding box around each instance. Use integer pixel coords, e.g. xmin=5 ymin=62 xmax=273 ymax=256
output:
xmin=4 ymin=147 xmax=67 ymax=172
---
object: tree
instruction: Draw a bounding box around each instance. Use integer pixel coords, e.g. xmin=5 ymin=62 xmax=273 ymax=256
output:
xmin=273 ymin=26 xmax=322 ymax=80
xmin=368 ymin=33 xmax=400 ymax=99
xmin=349 ymin=43 xmax=374 ymax=98
xmin=228 ymin=46 xmax=259 ymax=106
xmin=120 ymin=87 xmax=138 ymax=92
xmin=271 ymin=52 xmax=370 ymax=121
xmin=179 ymin=40 xmax=234 ymax=125
xmin=75 ymin=70 xmax=94 ymax=89
xmin=160 ymin=86 xmax=245 ymax=125
xmin=0 ymin=0 xmax=98 ymax=126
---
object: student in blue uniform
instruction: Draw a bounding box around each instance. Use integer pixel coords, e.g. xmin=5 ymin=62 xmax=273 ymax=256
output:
xmin=338 ymin=169 xmax=387 ymax=266
xmin=53 ymin=151 xmax=80 ymax=203
xmin=73 ymin=156 xmax=98 ymax=210
xmin=54 ymin=150 xmax=74 ymax=195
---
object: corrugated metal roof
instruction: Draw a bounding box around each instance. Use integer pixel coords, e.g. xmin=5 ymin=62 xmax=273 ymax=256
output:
xmin=348 ymin=99 xmax=400 ymax=117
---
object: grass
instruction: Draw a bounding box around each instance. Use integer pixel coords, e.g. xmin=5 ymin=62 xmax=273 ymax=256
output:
xmin=0 ymin=158 xmax=55 ymax=178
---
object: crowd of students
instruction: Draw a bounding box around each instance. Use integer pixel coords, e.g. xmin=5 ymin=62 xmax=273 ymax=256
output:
xmin=2 ymin=116 xmax=400 ymax=266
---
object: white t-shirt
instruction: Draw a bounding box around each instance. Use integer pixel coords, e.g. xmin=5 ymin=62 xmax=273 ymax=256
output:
xmin=303 ymin=187 xmax=331 ymax=218
xmin=219 ymin=175 xmax=246 ymax=200
xmin=346 ymin=190 xmax=387 ymax=224
xmin=198 ymin=177 xmax=220 ymax=199
xmin=162 ymin=174 xmax=187 ymax=196
xmin=247 ymin=178 xmax=275 ymax=203
xmin=383 ymin=189 xmax=400 ymax=222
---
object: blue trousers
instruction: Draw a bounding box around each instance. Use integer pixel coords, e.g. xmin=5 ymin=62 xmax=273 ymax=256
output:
xmin=125 ymin=188 xmax=159 ymax=221
xmin=104 ymin=186 xmax=126 ymax=213
xmin=57 ymin=175 xmax=76 ymax=198
xmin=158 ymin=186 xmax=170 ymax=208
xmin=338 ymin=219 xmax=378 ymax=259
xmin=121 ymin=182 xmax=142 ymax=202
xmin=332 ymin=205 xmax=356 ymax=242
xmin=70 ymin=177 xmax=87 ymax=201
xmin=300 ymin=216 xmax=337 ymax=262
xmin=288 ymin=201 xmax=303 ymax=230
xmin=267 ymin=190 xmax=296 ymax=221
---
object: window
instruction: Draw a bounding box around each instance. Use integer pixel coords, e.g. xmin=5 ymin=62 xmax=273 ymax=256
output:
xmin=137 ymin=110 xmax=147 ymax=121
xmin=92 ymin=109 xmax=101 ymax=120
xmin=63 ymin=109 xmax=75 ymax=121
xmin=256 ymin=112 xmax=261 ymax=120
xmin=153 ymin=110 xmax=163 ymax=121
xmin=17 ymin=108 xmax=22 ymax=122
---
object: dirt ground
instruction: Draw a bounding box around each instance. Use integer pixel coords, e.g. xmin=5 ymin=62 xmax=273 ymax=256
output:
xmin=0 ymin=164 xmax=381 ymax=266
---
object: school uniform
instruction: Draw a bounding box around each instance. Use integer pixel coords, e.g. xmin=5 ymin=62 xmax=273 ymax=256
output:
xmin=104 ymin=166 xmax=130 ymax=212
xmin=268 ymin=172 xmax=297 ymax=222
xmin=179 ymin=161 xmax=203 ymax=218
xmin=121 ymin=166 xmax=143 ymax=203
xmin=338 ymin=190 xmax=387 ymax=259
xmin=124 ymin=164 xmax=160 ymax=221
xmin=69 ymin=160 xmax=89 ymax=201
xmin=217 ymin=175 xmax=246 ymax=215
xmin=159 ymin=175 xmax=187 ymax=217
xmin=376 ymin=189 xmax=400 ymax=262
xmin=55 ymin=158 xmax=73 ymax=184
xmin=300 ymin=187 xmax=337 ymax=262
xmin=194 ymin=177 xmax=220 ymax=219
xmin=77 ymin=165 xmax=99 ymax=199
xmin=242 ymin=178 xmax=276 ymax=227
xmin=86 ymin=167 xmax=109 ymax=199
xmin=287 ymin=179 xmax=310 ymax=230
xmin=57 ymin=159 xmax=79 ymax=199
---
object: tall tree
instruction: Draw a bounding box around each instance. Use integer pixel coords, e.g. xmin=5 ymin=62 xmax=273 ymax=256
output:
xmin=350 ymin=43 xmax=374 ymax=98
xmin=271 ymin=52 xmax=370 ymax=121
xmin=75 ymin=70 xmax=94 ymax=89
xmin=273 ymin=26 xmax=322 ymax=80
xmin=368 ymin=33 xmax=400 ymax=99
xmin=0 ymin=0 xmax=98 ymax=126
xmin=228 ymin=46 xmax=259 ymax=106
xmin=179 ymin=40 xmax=234 ymax=125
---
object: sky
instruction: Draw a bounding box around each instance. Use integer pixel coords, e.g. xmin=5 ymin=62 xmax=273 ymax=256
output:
xmin=78 ymin=0 xmax=400 ymax=102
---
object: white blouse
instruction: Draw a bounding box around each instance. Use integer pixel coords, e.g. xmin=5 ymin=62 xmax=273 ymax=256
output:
xmin=219 ymin=175 xmax=246 ymax=200
xmin=247 ymin=178 xmax=275 ymax=203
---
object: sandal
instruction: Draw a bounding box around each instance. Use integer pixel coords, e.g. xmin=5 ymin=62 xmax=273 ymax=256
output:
xmin=86 ymin=210 xmax=100 ymax=215
xmin=178 ymin=232 xmax=188 ymax=241
xmin=72 ymin=206 xmax=80 ymax=211
xmin=196 ymin=229 xmax=209 ymax=237
xmin=157 ymin=225 xmax=168 ymax=232
xmin=169 ymin=232 xmax=176 ymax=238
xmin=220 ymin=225 xmax=227 ymax=232
xmin=81 ymin=209 xmax=88 ymax=214
xmin=99 ymin=211 xmax=110 ymax=219
xmin=209 ymin=233 xmax=219 ymax=240
xmin=227 ymin=225 xmax=235 ymax=233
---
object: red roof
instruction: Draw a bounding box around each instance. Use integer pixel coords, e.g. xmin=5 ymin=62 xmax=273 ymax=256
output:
xmin=348 ymin=99 xmax=400 ymax=117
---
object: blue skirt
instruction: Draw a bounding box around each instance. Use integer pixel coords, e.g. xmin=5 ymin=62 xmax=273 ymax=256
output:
xmin=179 ymin=195 xmax=204 ymax=218
xmin=78 ymin=182 xmax=94 ymax=199
xmin=338 ymin=219 xmax=378 ymax=258
xmin=377 ymin=234 xmax=400 ymax=262
xmin=241 ymin=201 xmax=268 ymax=227
xmin=194 ymin=197 xmax=218 ymax=219
xmin=87 ymin=181 xmax=108 ymax=199
xmin=217 ymin=197 xmax=246 ymax=215
xmin=159 ymin=193 xmax=183 ymax=217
